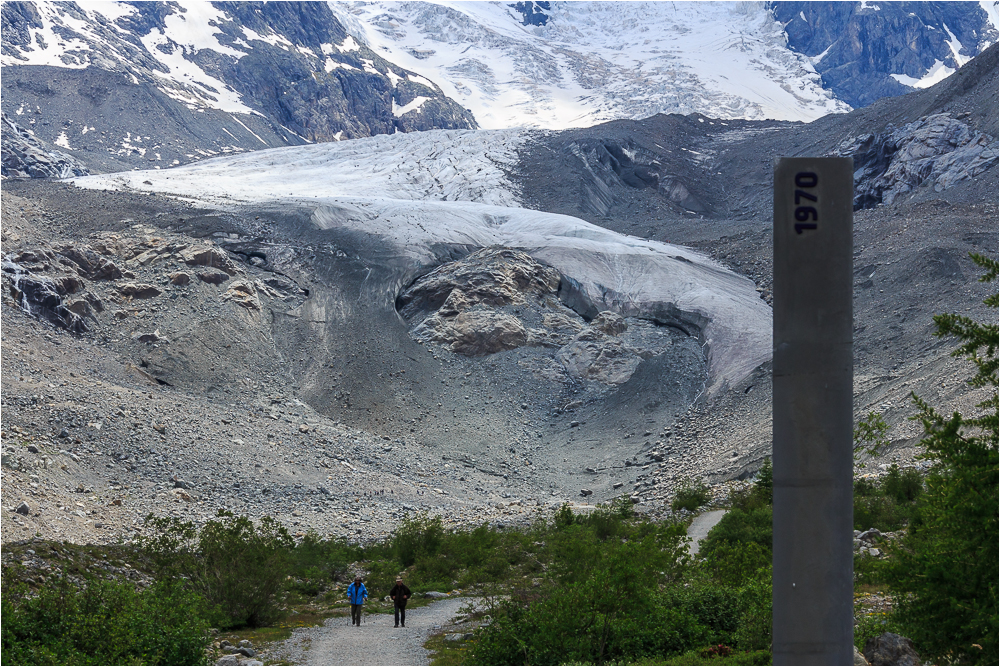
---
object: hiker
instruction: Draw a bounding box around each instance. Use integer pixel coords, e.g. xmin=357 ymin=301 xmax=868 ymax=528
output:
xmin=347 ymin=575 xmax=368 ymax=626
xmin=389 ymin=576 xmax=412 ymax=628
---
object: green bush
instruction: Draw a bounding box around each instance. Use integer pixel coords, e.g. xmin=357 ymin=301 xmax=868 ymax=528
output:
xmin=700 ymin=541 xmax=771 ymax=589
xmin=883 ymin=253 xmax=999 ymax=665
xmin=1 ymin=574 xmax=210 ymax=665
xmin=698 ymin=506 xmax=772 ymax=561
xmin=468 ymin=526 xmax=696 ymax=665
xmin=672 ymin=478 xmax=713 ymax=512
xmin=881 ymin=465 xmax=923 ymax=504
xmin=853 ymin=609 xmax=903 ymax=653
xmin=853 ymin=465 xmax=924 ymax=532
xmin=391 ymin=512 xmax=445 ymax=568
xmin=642 ymin=648 xmax=772 ymax=665
xmin=140 ymin=510 xmax=295 ymax=628
xmin=732 ymin=568 xmax=772 ymax=652
xmin=727 ymin=459 xmax=772 ymax=514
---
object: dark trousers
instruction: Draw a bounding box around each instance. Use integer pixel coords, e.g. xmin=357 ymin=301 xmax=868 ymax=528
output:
xmin=351 ymin=603 xmax=363 ymax=625
xmin=394 ymin=601 xmax=407 ymax=626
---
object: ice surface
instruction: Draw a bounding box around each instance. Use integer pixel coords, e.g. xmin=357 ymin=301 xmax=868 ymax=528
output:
xmin=329 ymin=0 xmax=850 ymax=128
xmin=71 ymin=129 xmax=772 ymax=392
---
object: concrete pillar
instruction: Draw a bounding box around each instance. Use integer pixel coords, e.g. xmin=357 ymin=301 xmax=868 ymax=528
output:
xmin=772 ymin=157 xmax=854 ymax=665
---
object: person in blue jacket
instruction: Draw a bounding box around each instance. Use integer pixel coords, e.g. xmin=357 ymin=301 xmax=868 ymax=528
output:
xmin=347 ymin=575 xmax=368 ymax=626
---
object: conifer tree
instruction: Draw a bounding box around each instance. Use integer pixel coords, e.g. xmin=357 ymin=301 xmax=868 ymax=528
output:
xmin=887 ymin=253 xmax=998 ymax=665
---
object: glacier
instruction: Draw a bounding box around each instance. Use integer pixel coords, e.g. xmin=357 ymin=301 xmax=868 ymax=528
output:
xmin=330 ymin=0 xmax=852 ymax=128
xmin=70 ymin=129 xmax=773 ymax=395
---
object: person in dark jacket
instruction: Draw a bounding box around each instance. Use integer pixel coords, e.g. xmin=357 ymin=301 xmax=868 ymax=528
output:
xmin=347 ymin=575 xmax=368 ymax=626
xmin=389 ymin=576 xmax=412 ymax=628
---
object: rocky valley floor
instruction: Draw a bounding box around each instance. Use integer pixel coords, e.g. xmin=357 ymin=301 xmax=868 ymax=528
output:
xmin=3 ymin=169 xmax=994 ymax=550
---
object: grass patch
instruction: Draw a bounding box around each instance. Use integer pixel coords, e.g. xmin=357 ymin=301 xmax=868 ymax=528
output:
xmin=425 ymin=631 xmax=471 ymax=666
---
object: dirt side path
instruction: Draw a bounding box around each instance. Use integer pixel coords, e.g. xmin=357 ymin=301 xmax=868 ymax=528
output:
xmin=687 ymin=509 xmax=728 ymax=555
xmin=264 ymin=597 xmax=467 ymax=666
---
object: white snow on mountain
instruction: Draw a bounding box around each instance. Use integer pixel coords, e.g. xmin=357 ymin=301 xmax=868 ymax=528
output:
xmin=981 ymin=0 xmax=1000 ymax=31
xmin=891 ymin=59 xmax=958 ymax=89
xmin=1 ymin=2 xmax=258 ymax=114
xmin=329 ymin=0 xmax=851 ymax=128
xmin=69 ymin=131 xmax=772 ymax=393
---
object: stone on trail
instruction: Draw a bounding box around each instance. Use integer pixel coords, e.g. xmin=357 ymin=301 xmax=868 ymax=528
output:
xmin=424 ymin=591 xmax=448 ymax=599
xmin=15 ymin=501 xmax=30 ymax=515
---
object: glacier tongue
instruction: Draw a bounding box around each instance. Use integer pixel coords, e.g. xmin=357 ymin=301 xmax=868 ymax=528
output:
xmin=70 ymin=129 xmax=772 ymax=394
xmin=331 ymin=0 xmax=851 ymax=128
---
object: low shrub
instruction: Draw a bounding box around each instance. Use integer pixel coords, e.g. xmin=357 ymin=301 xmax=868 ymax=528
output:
xmin=672 ymin=478 xmax=713 ymax=512
xmin=1 ymin=574 xmax=210 ymax=665
xmin=853 ymin=609 xmax=904 ymax=652
xmin=728 ymin=459 xmax=772 ymax=513
xmin=700 ymin=541 xmax=771 ymax=589
xmin=732 ymin=568 xmax=772 ymax=652
xmin=139 ymin=510 xmax=294 ymax=628
xmin=853 ymin=465 xmax=924 ymax=532
xmin=698 ymin=506 xmax=772 ymax=560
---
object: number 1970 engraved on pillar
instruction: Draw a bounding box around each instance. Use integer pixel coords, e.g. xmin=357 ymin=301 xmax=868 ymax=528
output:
xmin=772 ymin=157 xmax=854 ymax=666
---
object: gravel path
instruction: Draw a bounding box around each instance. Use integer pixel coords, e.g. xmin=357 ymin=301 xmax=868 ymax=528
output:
xmin=686 ymin=509 xmax=728 ymax=555
xmin=264 ymin=597 xmax=468 ymax=666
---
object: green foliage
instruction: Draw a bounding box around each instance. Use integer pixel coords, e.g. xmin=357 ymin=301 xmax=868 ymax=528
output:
xmin=672 ymin=478 xmax=713 ymax=512
xmin=883 ymin=253 xmax=999 ymax=665
xmin=392 ymin=512 xmax=445 ymax=568
xmin=853 ymin=465 xmax=924 ymax=532
xmin=1 ymin=573 xmax=210 ymax=665
xmin=727 ymin=459 xmax=772 ymax=513
xmin=700 ymin=541 xmax=771 ymax=589
xmin=731 ymin=568 xmax=772 ymax=652
xmin=471 ymin=572 xmax=708 ymax=665
xmin=853 ymin=609 xmax=903 ymax=652
xmin=289 ymin=530 xmax=365 ymax=583
xmin=698 ymin=506 xmax=772 ymax=561
xmin=643 ymin=648 xmax=772 ymax=665
xmin=854 ymin=411 xmax=890 ymax=459
xmin=467 ymin=506 xmax=699 ymax=665
xmin=139 ymin=509 xmax=295 ymax=628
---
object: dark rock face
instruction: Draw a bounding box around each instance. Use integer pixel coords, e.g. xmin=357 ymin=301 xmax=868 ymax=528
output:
xmin=510 ymin=2 xmax=551 ymax=26
xmin=565 ymin=136 xmax=710 ymax=217
xmin=863 ymin=632 xmax=921 ymax=666
xmin=1 ymin=112 xmax=89 ymax=178
xmin=773 ymin=1 xmax=998 ymax=108
xmin=0 ymin=1 xmax=476 ymax=173
xmin=842 ymin=113 xmax=999 ymax=209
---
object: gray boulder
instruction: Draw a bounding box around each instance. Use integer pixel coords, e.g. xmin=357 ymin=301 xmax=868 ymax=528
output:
xmin=863 ymin=632 xmax=920 ymax=666
xmin=423 ymin=591 xmax=448 ymax=599
xmin=15 ymin=501 xmax=30 ymax=516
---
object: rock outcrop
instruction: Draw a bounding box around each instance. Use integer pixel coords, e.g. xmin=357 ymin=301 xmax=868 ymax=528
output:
xmin=400 ymin=246 xmax=686 ymax=387
xmin=1 ymin=112 xmax=89 ymax=179
xmin=863 ymin=632 xmax=921 ymax=666
xmin=1 ymin=2 xmax=476 ymax=174
xmin=844 ymin=113 xmax=999 ymax=208
xmin=775 ymin=2 xmax=996 ymax=108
